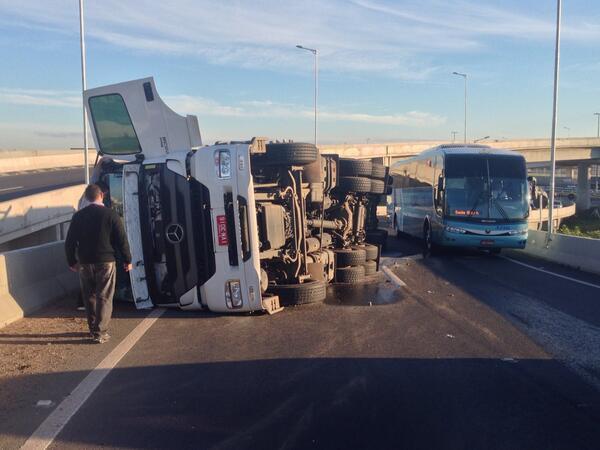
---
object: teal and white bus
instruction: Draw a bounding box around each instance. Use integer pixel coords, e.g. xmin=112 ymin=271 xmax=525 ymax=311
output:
xmin=390 ymin=144 xmax=529 ymax=254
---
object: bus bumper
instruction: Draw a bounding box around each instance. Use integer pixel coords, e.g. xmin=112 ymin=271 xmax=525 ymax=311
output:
xmin=440 ymin=231 xmax=528 ymax=249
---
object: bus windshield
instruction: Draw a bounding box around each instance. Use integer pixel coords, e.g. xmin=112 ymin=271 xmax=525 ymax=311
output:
xmin=445 ymin=154 xmax=528 ymax=221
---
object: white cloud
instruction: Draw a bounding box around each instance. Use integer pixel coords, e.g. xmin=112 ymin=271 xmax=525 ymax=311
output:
xmin=0 ymin=87 xmax=444 ymax=128
xmin=3 ymin=0 xmax=597 ymax=80
xmin=164 ymin=94 xmax=445 ymax=127
xmin=0 ymin=87 xmax=80 ymax=108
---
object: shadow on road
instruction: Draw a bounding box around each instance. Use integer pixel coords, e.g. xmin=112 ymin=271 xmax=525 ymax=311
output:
xmin=1 ymin=358 xmax=600 ymax=450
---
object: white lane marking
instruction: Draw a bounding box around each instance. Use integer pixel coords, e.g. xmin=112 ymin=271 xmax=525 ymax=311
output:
xmin=502 ymin=256 xmax=600 ymax=290
xmin=0 ymin=186 xmax=24 ymax=192
xmin=21 ymin=308 xmax=165 ymax=450
xmin=381 ymin=265 xmax=407 ymax=287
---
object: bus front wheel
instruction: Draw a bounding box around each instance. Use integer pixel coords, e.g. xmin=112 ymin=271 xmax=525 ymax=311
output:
xmin=423 ymin=222 xmax=435 ymax=257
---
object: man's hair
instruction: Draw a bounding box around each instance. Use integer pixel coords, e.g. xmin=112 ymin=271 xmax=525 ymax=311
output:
xmin=84 ymin=184 xmax=103 ymax=202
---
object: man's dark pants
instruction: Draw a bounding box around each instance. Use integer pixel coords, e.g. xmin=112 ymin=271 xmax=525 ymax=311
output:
xmin=79 ymin=262 xmax=116 ymax=338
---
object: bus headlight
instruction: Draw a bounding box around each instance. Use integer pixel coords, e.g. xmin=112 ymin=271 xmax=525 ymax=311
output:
xmin=445 ymin=225 xmax=467 ymax=234
xmin=507 ymin=229 xmax=528 ymax=236
xmin=214 ymin=149 xmax=231 ymax=179
xmin=225 ymin=280 xmax=243 ymax=308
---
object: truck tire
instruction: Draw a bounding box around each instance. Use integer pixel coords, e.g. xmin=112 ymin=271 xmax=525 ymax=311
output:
xmin=335 ymin=265 xmax=366 ymax=283
xmin=262 ymin=143 xmax=318 ymax=166
xmin=338 ymin=176 xmax=372 ymax=193
xmin=370 ymin=179 xmax=386 ymax=194
xmin=269 ymin=280 xmax=327 ymax=306
xmin=335 ymin=248 xmax=367 ymax=267
xmin=371 ymin=163 xmax=386 ymax=180
xmin=363 ymin=260 xmax=377 ymax=276
xmin=339 ymin=158 xmax=373 ymax=177
xmin=363 ymin=243 xmax=379 ymax=260
xmin=352 ymin=243 xmax=378 ymax=261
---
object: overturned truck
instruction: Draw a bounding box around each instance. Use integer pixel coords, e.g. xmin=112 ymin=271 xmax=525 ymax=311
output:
xmin=84 ymin=77 xmax=390 ymax=314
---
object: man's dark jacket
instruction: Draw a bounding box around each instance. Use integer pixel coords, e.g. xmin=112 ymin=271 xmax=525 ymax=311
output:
xmin=65 ymin=204 xmax=132 ymax=267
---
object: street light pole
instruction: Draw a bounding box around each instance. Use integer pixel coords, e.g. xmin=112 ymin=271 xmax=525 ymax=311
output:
xmin=594 ymin=112 xmax=600 ymax=138
xmin=78 ymin=0 xmax=89 ymax=185
xmin=563 ymin=126 xmax=570 ymax=138
xmin=296 ymin=45 xmax=318 ymax=146
xmin=547 ymin=0 xmax=562 ymax=242
xmin=451 ymin=131 xmax=458 ymax=143
xmin=452 ymin=72 xmax=467 ymax=143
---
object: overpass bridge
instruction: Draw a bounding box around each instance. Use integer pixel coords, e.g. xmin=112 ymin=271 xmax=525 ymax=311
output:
xmin=320 ymin=137 xmax=600 ymax=211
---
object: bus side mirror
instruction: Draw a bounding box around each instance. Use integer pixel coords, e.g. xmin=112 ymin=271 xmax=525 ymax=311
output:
xmin=437 ymin=176 xmax=444 ymax=192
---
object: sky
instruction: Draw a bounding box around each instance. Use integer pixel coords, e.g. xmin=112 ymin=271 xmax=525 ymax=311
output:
xmin=0 ymin=0 xmax=599 ymax=149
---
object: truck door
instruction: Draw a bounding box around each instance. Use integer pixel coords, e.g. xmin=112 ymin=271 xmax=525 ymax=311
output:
xmin=84 ymin=77 xmax=201 ymax=160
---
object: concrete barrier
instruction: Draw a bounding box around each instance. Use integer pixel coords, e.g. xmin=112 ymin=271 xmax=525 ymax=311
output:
xmin=0 ymin=185 xmax=84 ymax=245
xmin=0 ymin=151 xmax=96 ymax=173
xmin=0 ymin=241 xmax=78 ymax=328
xmin=518 ymin=229 xmax=600 ymax=276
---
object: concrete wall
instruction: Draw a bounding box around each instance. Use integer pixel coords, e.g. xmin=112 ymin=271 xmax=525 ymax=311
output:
xmin=0 ymin=241 xmax=78 ymax=328
xmin=0 ymin=151 xmax=95 ymax=173
xmin=519 ymin=230 xmax=600 ymax=276
xmin=0 ymin=184 xmax=84 ymax=246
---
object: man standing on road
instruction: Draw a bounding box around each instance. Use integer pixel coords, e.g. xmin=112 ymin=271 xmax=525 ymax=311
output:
xmin=65 ymin=184 xmax=132 ymax=343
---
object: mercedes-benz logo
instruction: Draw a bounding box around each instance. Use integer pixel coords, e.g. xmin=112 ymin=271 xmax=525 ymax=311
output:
xmin=485 ymin=229 xmax=491 ymax=234
xmin=166 ymin=223 xmax=184 ymax=244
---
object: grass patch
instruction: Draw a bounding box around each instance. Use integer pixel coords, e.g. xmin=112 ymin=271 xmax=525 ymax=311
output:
xmin=559 ymin=209 xmax=600 ymax=239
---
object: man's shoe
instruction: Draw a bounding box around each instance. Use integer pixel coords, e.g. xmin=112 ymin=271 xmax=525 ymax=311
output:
xmin=92 ymin=333 xmax=110 ymax=344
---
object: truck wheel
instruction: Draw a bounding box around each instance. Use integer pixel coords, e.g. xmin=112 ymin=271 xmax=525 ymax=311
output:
xmin=336 ymin=265 xmax=366 ymax=283
xmin=363 ymin=243 xmax=379 ymax=260
xmin=370 ymin=179 xmax=386 ymax=194
xmin=262 ymin=143 xmax=318 ymax=166
xmin=335 ymin=248 xmax=367 ymax=267
xmin=338 ymin=176 xmax=372 ymax=193
xmin=363 ymin=260 xmax=377 ymax=276
xmin=269 ymin=280 xmax=327 ymax=306
xmin=371 ymin=163 xmax=386 ymax=180
xmin=352 ymin=244 xmax=378 ymax=261
xmin=339 ymin=158 xmax=373 ymax=177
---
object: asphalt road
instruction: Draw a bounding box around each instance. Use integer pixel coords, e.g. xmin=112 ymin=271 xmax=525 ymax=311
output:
xmin=0 ymin=167 xmax=88 ymax=201
xmin=2 ymin=236 xmax=600 ymax=449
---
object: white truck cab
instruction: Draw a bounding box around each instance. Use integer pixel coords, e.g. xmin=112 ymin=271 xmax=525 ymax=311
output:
xmin=84 ymin=77 xmax=271 ymax=313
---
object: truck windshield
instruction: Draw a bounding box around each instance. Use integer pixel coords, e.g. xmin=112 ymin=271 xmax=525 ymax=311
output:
xmin=445 ymin=154 xmax=528 ymax=221
xmin=88 ymin=94 xmax=142 ymax=155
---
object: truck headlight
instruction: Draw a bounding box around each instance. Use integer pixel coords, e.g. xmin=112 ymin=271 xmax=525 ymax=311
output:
xmin=215 ymin=149 xmax=231 ymax=179
xmin=445 ymin=225 xmax=467 ymax=234
xmin=225 ymin=280 xmax=242 ymax=308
